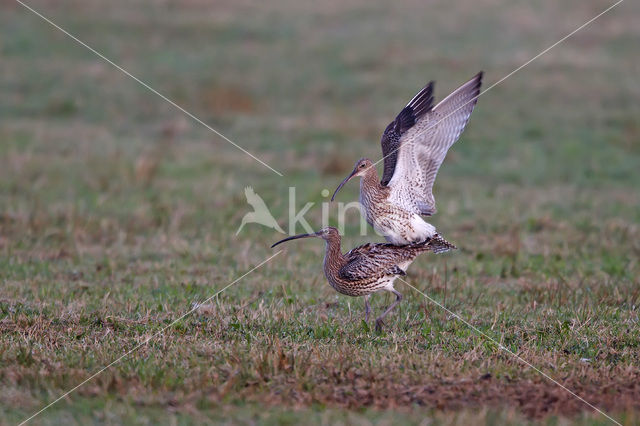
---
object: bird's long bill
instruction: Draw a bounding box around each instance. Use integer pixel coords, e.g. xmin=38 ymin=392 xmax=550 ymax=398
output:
xmin=331 ymin=169 xmax=357 ymax=201
xmin=271 ymin=232 xmax=317 ymax=248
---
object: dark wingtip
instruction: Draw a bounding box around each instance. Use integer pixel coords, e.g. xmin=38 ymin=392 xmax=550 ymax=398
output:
xmin=392 ymin=82 xmax=435 ymax=135
xmin=379 ymin=80 xmax=437 ymax=187
xmin=468 ymin=71 xmax=484 ymax=107
xmin=475 ymin=72 xmax=483 ymax=89
xmin=407 ymin=81 xmax=435 ymax=119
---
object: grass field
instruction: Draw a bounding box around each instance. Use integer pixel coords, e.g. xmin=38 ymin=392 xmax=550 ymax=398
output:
xmin=1 ymin=0 xmax=639 ymax=424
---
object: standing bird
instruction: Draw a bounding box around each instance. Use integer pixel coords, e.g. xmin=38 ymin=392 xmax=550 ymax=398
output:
xmin=332 ymin=72 xmax=483 ymax=245
xmin=272 ymin=227 xmax=455 ymax=331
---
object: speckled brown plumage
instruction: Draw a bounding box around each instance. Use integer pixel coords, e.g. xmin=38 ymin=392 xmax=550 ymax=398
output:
xmin=332 ymin=73 xmax=483 ymax=246
xmin=272 ymin=227 xmax=455 ymax=331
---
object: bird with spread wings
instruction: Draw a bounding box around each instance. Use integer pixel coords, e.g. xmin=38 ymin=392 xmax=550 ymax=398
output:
xmin=331 ymin=72 xmax=483 ymax=245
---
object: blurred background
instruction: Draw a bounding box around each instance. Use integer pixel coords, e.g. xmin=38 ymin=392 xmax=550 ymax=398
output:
xmin=1 ymin=0 xmax=639 ymax=423
xmin=2 ymin=0 xmax=638 ymax=249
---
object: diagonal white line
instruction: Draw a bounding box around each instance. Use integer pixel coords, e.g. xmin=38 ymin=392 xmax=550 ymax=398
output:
xmin=14 ymin=0 xmax=284 ymax=177
xmin=397 ymin=276 xmax=622 ymax=426
xmin=371 ymin=0 xmax=625 ymax=170
xmin=18 ymin=250 xmax=283 ymax=426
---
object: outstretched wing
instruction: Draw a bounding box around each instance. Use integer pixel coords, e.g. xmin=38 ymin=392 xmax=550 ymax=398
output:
xmin=387 ymin=72 xmax=483 ymax=216
xmin=380 ymin=82 xmax=434 ymax=186
xmin=339 ymin=244 xmax=409 ymax=282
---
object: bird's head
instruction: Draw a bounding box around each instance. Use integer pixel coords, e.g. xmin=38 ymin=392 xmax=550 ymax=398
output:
xmin=315 ymin=226 xmax=339 ymax=240
xmin=331 ymin=158 xmax=374 ymax=201
xmin=271 ymin=227 xmax=339 ymax=248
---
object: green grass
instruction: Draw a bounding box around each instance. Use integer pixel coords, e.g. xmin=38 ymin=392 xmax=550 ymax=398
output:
xmin=1 ymin=0 xmax=639 ymax=424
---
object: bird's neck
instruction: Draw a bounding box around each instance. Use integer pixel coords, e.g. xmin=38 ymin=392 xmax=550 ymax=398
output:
xmin=360 ymin=167 xmax=385 ymax=200
xmin=322 ymin=235 xmax=345 ymax=277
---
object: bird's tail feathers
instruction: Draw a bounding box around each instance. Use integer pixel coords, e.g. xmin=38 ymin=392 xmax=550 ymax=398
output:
xmin=425 ymin=233 xmax=457 ymax=254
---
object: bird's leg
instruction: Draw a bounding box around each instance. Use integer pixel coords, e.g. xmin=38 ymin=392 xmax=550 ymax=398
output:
xmin=364 ymin=295 xmax=371 ymax=322
xmin=375 ymin=290 xmax=402 ymax=332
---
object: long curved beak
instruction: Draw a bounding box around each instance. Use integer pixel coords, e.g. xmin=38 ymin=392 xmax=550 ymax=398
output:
xmin=331 ymin=169 xmax=357 ymax=201
xmin=271 ymin=232 xmax=317 ymax=248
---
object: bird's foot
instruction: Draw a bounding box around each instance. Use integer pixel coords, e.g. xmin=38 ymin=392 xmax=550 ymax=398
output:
xmin=375 ymin=319 xmax=385 ymax=333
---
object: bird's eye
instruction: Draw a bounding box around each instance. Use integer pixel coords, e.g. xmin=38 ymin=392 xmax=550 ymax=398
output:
xmin=359 ymin=164 xmax=365 ymax=168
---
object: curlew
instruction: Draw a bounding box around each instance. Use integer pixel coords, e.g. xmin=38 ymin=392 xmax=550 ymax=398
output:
xmin=272 ymin=227 xmax=455 ymax=331
xmin=331 ymin=72 xmax=483 ymax=245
